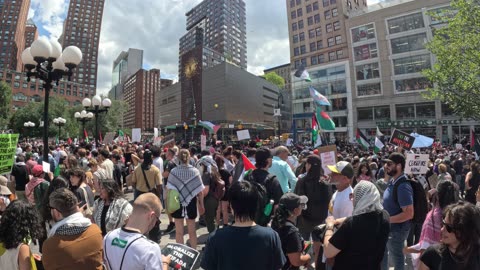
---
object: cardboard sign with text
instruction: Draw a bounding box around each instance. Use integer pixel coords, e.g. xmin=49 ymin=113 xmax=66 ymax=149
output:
xmin=236 ymin=129 xmax=251 ymax=141
xmin=162 ymin=243 xmax=200 ymax=270
xmin=317 ymin=145 xmax=337 ymax=175
xmin=405 ymin=153 xmax=429 ymax=174
xmin=0 ymin=134 xmax=19 ymax=175
xmin=200 ymin=135 xmax=207 ymax=151
xmin=103 ymin=132 xmax=116 ymax=145
xmin=389 ymin=129 xmax=415 ymax=150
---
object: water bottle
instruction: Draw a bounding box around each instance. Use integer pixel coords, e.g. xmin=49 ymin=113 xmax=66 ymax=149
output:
xmin=264 ymin=199 xmax=274 ymax=216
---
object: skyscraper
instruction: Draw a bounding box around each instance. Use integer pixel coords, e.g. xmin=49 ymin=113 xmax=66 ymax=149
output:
xmin=109 ymin=48 xmax=143 ymax=100
xmin=0 ymin=0 xmax=31 ymax=71
xmin=60 ymin=0 xmax=106 ymax=94
xmin=179 ymin=0 xmax=247 ymax=70
xmin=24 ymin=18 xmax=38 ymax=48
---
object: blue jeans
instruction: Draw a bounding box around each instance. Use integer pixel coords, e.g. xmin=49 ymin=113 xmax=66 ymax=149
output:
xmin=381 ymin=222 xmax=411 ymax=270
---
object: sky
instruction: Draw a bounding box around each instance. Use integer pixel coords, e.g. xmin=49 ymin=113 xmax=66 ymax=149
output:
xmin=28 ymin=0 xmax=383 ymax=96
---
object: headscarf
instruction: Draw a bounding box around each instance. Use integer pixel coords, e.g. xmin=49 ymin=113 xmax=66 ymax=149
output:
xmin=352 ymin=180 xmax=383 ymax=216
xmin=196 ymin=155 xmax=218 ymax=174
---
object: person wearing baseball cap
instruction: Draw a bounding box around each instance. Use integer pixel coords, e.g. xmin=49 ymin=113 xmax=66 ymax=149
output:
xmin=326 ymin=160 xmax=354 ymax=221
xmin=272 ymin=193 xmax=311 ymax=269
xmin=25 ymin=165 xmax=50 ymax=209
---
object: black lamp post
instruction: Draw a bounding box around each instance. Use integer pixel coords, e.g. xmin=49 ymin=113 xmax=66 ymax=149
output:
xmin=53 ymin=117 xmax=66 ymax=142
xmin=82 ymin=96 xmax=111 ymax=146
xmin=21 ymin=38 xmax=82 ymax=162
xmin=74 ymin=110 xmax=94 ymax=141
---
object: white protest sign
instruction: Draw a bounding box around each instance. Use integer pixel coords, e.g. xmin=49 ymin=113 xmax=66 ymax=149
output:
xmin=201 ymin=135 xmax=207 ymax=150
xmin=154 ymin=128 xmax=159 ymax=138
xmin=236 ymin=129 xmax=251 ymax=141
xmin=42 ymin=161 xmax=50 ymax=173
xmin=103 ymin=132 xmax=116 ymax=144
xmin=455 ymin=144 xmax=463 ymax=150
xmin=131 ymin=128 xmax=142 ymax=142
xmin=286 ymin=138 xmax=293 ymax=146
xmin=317 ymin=145 xmax=337 ymax=175
xmin=405 ymin=153 xmax=429 ymax=174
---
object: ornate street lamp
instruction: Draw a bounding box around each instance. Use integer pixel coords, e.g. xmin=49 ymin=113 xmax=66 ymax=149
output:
xmin=53 ymin=117 xmax=66 ymax=142
xmin=74 ymin=110 xmax=94 ymax=140
xmin=23 ymin=121 xmax=35 ymax=142
xmin=21 ymin=38 xmax=82 ymax=162
xmin=82 ymin=95 xmax=111 ymax=146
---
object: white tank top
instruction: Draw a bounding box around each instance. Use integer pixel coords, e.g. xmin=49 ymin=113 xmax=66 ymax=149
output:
xmin=0 ymin=243 xmax=23 ymax=270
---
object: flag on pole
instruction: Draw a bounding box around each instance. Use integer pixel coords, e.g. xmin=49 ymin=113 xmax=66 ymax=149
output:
xmin=294 ymin=65 xmax=312 ymax=82
xmin=316 ymin=107 xmax=336 ymax=131
xmin=198 ymin=120 xmax=221 ymax=134
xmin=376 ymin=126 xmax=384 ymax=137
xmin=471 ymin=127 xmax=475 ymax=148
xmin=312 ymin=113 xmax=319 ymax=146
xmin=238 ymin=153 xmax=256 ymax=182
xmin=309 ymin=86 xmax=331 ymax=106
xmin=55 ymin=136 xmax=59 ymax=145
xmin=84 ymin=129 xmax=89 ymax=143
xmin=374 ymin=137 xmax=385 ymax=153
xmin=99 ymin=131 xmax=103 ymax=143
xmin=356 ymin=129 xmax=370 ymax=150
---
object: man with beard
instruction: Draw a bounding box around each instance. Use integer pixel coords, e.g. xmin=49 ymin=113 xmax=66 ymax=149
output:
xmin=381 ymin=153 xmax=413 ymax=270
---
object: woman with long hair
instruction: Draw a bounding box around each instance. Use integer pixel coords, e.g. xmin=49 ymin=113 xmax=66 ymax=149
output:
xmin=40 ymin=176 xmax=70 ymax=223
xmin=167 ymin=149 xmax=205 ymax=249
xmin=419 ymin=201 xmax=480 ymax=270
xmin=404 ymin=180 xmax=458 ymax=268
xmin=0 ymin=200 xmax=43 ymax=270
xmin=92 ymin=180 xmax=132 ymax=236
xmin=69 ymin=168 xmax=95 ymax=216
xmin=215 ymin=155 xmax=232 ymax=228
xmin=356 ymin=162 xmax=373 ymax=182
xmin=272 ymin=193 xmax=311 ymax=270
xmin=465 ymin=161 xmax=480 ymax=204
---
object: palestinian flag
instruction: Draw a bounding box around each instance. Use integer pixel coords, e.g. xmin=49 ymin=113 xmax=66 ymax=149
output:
xmin=376 ymin=126 xmax=384 ymax=137
xmin=374 ymin=137 xmax=384 ymax=154
xmin=198 ymin=120 xmax=221 ymax=134
xmin=294 ymin=65 xmax=311 ymax=82
xmin=356 ymin=129 xmax=370 ymax=150
xmin=84 ymin=129 xmax=89 ymax=143
xmin=309 ymin=86 xmax=331 ymax=106
xmin=316 ymin=107 xmax=335 ymax=131
xmin=238 ymin=153 xmax=256 ymax=182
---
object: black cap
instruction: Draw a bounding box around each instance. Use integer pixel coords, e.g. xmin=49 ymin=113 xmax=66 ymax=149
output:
xmin=279 ymin=193 xmax=308 ymax=212
xmin=383 ymin=152 xmax=406 ymax=169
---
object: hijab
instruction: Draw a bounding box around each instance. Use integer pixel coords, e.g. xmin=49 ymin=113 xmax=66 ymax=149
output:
xmin=352 ymin=180 xmax=383 ymax=216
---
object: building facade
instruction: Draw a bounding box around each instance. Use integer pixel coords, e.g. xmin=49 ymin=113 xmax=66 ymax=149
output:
xmin=24 ymin=18 xmax=38 ymax=49
xmin=60 ymin=0 xmax=106 ymax=94
xmin=123 ymin=69 xmax=160 ymax=131
xmin=179 ymin=0 xmax=247 ymax=70
xmin=109 ymin=48 xmax=143 ymax=100
xmin=0 ymin=0 xmax=30 ymax=71
xmin=346 ymin=0 xmax=465 ymax=144
xmin=264 ymin=63 xmax=293 ymax=134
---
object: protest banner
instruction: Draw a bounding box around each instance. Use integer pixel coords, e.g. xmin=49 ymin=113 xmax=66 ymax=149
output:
xmin=317 ymin=145 xmax=337 ymax=175
xmin=236 ymin=129 xmax=251 ymax=141
xmin=455 ymin=144 xmax=463 ymax=150
xmin=162 ymin=243 xmax=200 ymax=270
xmin=389 ymin=129 xmax=415 ymax=150
xmin=131 ymin=128 xmax=142 ymax=143
xmin=0 ymin=134 xmax=19 ymax=175
xmin=405 ymin=153 xmax=429 ymax=174
xmin=103 ymin=132 xmax=116 ymax=145
xmin=200 ymin=135 xmax=207 ymax=151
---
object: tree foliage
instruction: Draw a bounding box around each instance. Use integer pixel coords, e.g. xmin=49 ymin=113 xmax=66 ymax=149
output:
xmin=0 ymin=82 xmax=12 ymax=129
xmin=423 ymin=0 xmax=480 ymax=119
xmin=264 ymin=72 xmax=286 ymax=90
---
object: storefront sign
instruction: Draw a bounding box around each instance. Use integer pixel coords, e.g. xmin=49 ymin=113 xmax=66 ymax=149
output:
xmin=376 ymin=119 xmax=461 ymax=128
xmin=389 ymin=129 xmax=415 ymax=150
xmin=405 ymin=154 xmax=429 ymax=174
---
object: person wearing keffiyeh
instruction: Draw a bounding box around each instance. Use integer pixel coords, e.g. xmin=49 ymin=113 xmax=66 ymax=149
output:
xmin=167 ymin=149 xmax=205 ymax=249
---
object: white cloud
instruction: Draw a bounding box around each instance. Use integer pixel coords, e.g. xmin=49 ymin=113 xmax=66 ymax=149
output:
xmin=29 ymin=0 xmax=68 ymax=38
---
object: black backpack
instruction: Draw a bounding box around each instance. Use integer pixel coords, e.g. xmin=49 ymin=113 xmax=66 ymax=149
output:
xmin=245 ymin=172 xmax=276 ymax=226
xmin=393 ymin=176 xmax=428 ymax=224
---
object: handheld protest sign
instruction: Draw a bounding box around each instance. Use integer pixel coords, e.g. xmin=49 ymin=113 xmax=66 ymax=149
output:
xmin=405 ymin=154 xmax=429 ymax=174
xmin=0 ymin=134 xmax=19 ymax=175
xmin=389 ymin=129 xmax=415 ymax=150
xmin=317 ymin=145 xmax=337 ymax=175
xmin=162 ymin=243 xmax=200 ymax=270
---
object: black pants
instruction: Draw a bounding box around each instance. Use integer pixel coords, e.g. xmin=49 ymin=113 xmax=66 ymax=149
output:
xmin=407 ymin=221 xmax=422 ymax=246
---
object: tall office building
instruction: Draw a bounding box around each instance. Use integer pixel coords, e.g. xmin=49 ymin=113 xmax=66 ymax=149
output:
xmin=179 ymin=0 xmax=247 ymax=70
xmin=123 ymin=69 xmax=160 ymax=131
xmin=109 ymin=48 xmax=143 ymax=100
xmin=0 ymin=0 xmax=30 ymax=71
xmin=60 ymin=0 xmax=106 ymax=95
xmin=24 ymin=18 xmax=38 ymax=48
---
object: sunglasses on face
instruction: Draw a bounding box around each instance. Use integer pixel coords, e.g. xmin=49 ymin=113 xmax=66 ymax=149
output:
xmin=442 ymin=219 xmax=455 ymax=233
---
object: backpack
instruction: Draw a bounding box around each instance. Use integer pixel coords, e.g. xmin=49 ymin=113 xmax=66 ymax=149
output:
xmin=33 ymin=181 xmax=49 ymax=210
xmin=210 ymin=172 xmax=226 ymax=200
xmin=245 ymin=172 xmax=276 ymax=226
xmin=393 ymin=176 xmax=428 ymax=224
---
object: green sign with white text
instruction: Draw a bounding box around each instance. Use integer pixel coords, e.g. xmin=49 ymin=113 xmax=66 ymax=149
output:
xmin=0 ymin=134 xmax=19 ymax=175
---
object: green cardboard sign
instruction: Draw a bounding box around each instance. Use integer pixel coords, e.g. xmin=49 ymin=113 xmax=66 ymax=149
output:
xmin=0 ymin=134 xmax=19 ymax=175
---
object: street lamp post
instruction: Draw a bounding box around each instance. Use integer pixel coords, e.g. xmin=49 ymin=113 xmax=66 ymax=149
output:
xmin=53 ymin=117 xmax=66 ymax=142
xmin=21 ymin=38 xmax=82 ymax=162
xmin=74 ymin=110 xmax=94 ymax=140
xmin=23 ymin=121 xmax=35 ymax=142
xmin=82 ymin=95 xmax=111 ymax=146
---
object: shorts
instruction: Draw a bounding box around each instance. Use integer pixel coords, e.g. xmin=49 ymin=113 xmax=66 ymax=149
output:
xmin=171 ymin=196 xmax=197 ymax=220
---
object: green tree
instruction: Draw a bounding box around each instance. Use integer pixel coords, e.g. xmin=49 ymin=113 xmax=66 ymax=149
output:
xmin=423 ymin=0 xmax=480 ymax=119
xmin=0 ymin=81 xmax=12 ymax=129
xmin=264 ymin=72 xmax=286 ymax=90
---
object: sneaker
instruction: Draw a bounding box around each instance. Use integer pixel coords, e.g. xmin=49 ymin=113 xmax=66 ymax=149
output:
xmin=164 ymin=222 xmax=175 ymax=234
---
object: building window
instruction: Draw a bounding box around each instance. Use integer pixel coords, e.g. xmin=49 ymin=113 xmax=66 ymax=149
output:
xmin=332 ymin=8 xmax=338 ymax=17
xmin=308 ymin=29 xmax=315 ymax=38
xmin=317 ymin=40 xmax=323 ymax=49
xmin=393 ymin=54 xmax=431 ymax=75
xmin=388 ymin=12 xmax=425 ymax=34
xmin=301 ymin=58 xmax=307 ymax=66
xmin=313 ymin=2 xmax=319 ymax=10
xmin=329 ymin=51 xmax=336 ymax=61
xmin=395 ymin=77 xmax=432 ymax=92
xmin=318 ymin=54 xmax=325 ymax=63
xmin=328 ymin=37 xmax=335 ymax=47
xmin=298 ymin=20 xmax=304 ymax=29
xmin=323 ymin=0 xmax=329 ymax=7
xmin=297 ymin=8 xmax=303 ymax=17
xmin=442 ymin=103 xmax=454 ymax=116
xmin=308 ymin=16 xmax=313 ymax=25
xmin=293 ymin=34 xmax=299 ymax=43
xmin=306 ymin=4 xmax=312 ymax=13
xmin=355 ymin=62 xmax=380 ymax=80
xmin=315 ymin=27 xmax=322 ymax=36
xmin=357 ymin=83 xmax=381 ymax=96
xmin=391 ymin=33 xmax=427 ymax=54
xmin=416 ymin=102 xmax=436 ymax=118
xmin=296 ymin=0 xmax=301 ymax=5
xmin=351 ymin=23 xmax=376 ymax=43
xmin=291 ymin=11 xmax=296 ymax=19
xmin=326 ymin=23 xmax=333 ymax=33
xmin=314 ymin=14 xmax=320 ymax=23
xmin=299 ymin=32 xmax=305 ymax=41
xmin=336 ymin=50 xmax=344 ymax=59
xmin=331 ymin=98 xmax=347 ymax=111
xmin=292 ymin=22 xmax=297 ymax=31
xmin=358 ymin=107 xmax=374 ymax=120
xmin=300 ymin=45 xmax=306 ymax=54
xmin=311 ymin=56 xmax=318 ymax=65
xmin=335 ymin=35 xmax=342 ymax=44
xmin=310 ymin=42 xmax=316 ymax=51
xmin=396 ymin=104 xmax=415 ymax=119
xmin=353 ymin=43 xmax=378 ymax=61
xmin=324 ymin=10 xmax=331 ymax=20
xmin=333 ymin=21 xmax=341 ymax=31
xmin=294 ymin=47 xmax=300 ymax=56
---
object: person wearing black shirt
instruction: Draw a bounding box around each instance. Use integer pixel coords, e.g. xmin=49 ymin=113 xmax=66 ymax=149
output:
xmin=272 ymin=193 xmax=311 ymax=270
xmin=324 ymin=181 xmax=390 ymax=270
xmin=11 ymin=155 xmax=29 ymax=201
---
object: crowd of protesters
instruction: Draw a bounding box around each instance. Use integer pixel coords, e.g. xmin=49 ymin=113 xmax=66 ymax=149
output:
xmin=0 ymin=137 xmax=479 ymax=270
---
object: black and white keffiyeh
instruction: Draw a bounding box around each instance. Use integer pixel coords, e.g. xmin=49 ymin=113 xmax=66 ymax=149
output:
xmin=168 ymin=164 xmax=205 ymax=207
xmin=352 ymin=181 xmax=383 ymax=216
